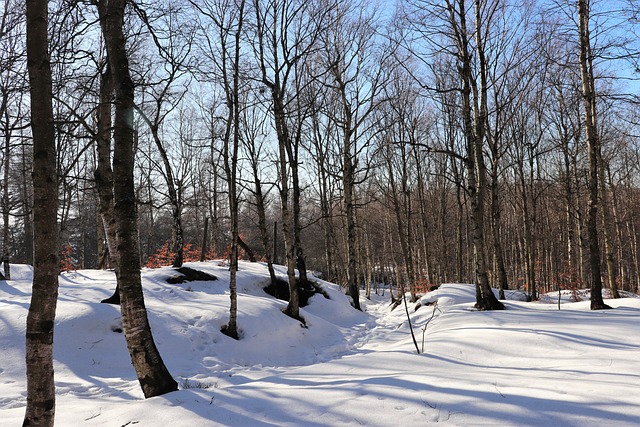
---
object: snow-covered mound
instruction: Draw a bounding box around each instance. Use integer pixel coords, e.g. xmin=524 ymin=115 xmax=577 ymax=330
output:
xmin=0 ymin=261 xmax=369 ymax=407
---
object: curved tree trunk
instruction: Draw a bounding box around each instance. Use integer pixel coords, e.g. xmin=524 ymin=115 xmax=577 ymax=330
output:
xmin=99 ymin=0 xmax=178 ymax=397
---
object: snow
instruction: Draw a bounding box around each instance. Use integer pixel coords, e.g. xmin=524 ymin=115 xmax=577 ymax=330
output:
xmin=1 ymin=261 xmax=640 ymax=426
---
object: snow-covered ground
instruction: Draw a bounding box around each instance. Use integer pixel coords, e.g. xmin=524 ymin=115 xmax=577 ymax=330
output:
xmin=1 ymin=261 xmax=639 ymax=426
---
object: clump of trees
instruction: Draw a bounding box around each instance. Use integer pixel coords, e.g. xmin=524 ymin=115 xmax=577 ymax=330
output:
xmin=6 ymin=0 xmax=640 ymax=423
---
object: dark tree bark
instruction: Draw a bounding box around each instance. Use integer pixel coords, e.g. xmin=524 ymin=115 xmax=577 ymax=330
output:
xmin=98 ymin=0 xmax=178 ymax=397
xmin=342 ymin=118 xmax=361 ymax=310
xmin=23 ymin=0 xmax=59 ymax=424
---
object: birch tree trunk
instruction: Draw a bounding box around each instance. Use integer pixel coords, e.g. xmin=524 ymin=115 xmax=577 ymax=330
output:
xmin=24 ymin=0 xmax=59 ymax=423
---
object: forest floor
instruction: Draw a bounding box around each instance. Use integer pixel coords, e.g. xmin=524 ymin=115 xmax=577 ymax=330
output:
xmin=1 ymin=261 xmax=639 ymax=426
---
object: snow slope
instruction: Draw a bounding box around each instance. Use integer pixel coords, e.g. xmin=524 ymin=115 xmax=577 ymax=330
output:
xmin=1 ymin=261 xmax=639 ymax=426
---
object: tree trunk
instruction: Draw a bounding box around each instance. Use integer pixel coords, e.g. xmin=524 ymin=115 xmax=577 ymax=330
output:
xmin=251 ymin=173 xmax=277 ymax=283
xmin=312 ymin=114 xmax=336 ymax=282
xmin=385 ymin=145 xmax=416 ymax=303
xmin=99 ymin=0 xmax=178 ymax=397
xmin=222 ymin=1 xmax=245 ymax=339
xmin=2 ymin=94 xmax=10 ymax=279
xmin=24 ymin=0 xmax=59 ymax=424
xmin=598 ymin=154 xmax=619 ymax=298
xmin=20 ymin=144 xmax=33 ymax=266
xmin=141 ymin=120 xmax=185 ymax=268
xmin=343 ymin=131 xmax=361 ymax=310
xmin=200 ymin=216 xmax=209 ymax=262
xmin=273 ymin=92 xmax=300 ymax=319
xmin=454 ymin=0 xmax=503 ymax=310
xmin=490 ymin=192 xmax=508 ymax=300
xmin=573 ymin=158 xmax=587 ymax=286
xmin=95 ymin=65 xmax=121 ymax=304
xmin=608 ymin=166 xmax=626 ymax=291
xmin=290 ymin=141 xmax=309 ymax=286
xmin=253 ymin=0 xmax=301 ymax=321
xmin=629 ymin=217 xmax=640 ymax=293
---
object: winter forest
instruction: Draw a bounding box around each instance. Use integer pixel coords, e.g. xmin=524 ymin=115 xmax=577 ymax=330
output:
xmin=3 ymin=0 xmax=640 ymax=425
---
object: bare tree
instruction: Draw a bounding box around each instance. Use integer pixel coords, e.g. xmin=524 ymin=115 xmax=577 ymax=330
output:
xmin=412 ymin=0 xmax=503 ymax=309
xmin=251 ymin=0 xmax=331 ymax=320
xmin=0 ymin=0 xmax=27 ymax=280
xmin=241 ymin=103 xmax=278 ymax=284
xmin=577 ymin=0 xmax=611 ymax=309
xmin=98 ymin=0 xmax=178 ymax=397
xmin=319 ymin=1 xmax=387 ymax=310
xmin=23 ymin=0 xmax=59 ymax=424
xmin=134 ymin=3 xmax=194 ymax=268
xmin=96 ymin=64 xmax=121 ymax=304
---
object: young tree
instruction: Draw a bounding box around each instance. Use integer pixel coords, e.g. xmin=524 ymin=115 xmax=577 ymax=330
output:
xmin=134 ymin=2 xmax=194 ymax=268
xmin=0 ymin=0 xmax=28 ymax=280
xmin=23 ymin=0 xmax=59 ymax=424
xmin=195 ymin=0 xmax=247 ymax=338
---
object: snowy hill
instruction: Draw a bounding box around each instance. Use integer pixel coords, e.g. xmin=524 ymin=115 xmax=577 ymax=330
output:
xmin=1 ymin=261 xmax=640 ymax=426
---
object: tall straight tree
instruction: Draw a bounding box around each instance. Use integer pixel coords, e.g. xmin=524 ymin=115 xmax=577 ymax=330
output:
xmin=24 ymin=0 xmax=59 ymax=424
xmin=576 ymin=0 xmax=611 ymax=310
xmin=319 ymin=1 xmax=385 ymax=310
xmin=198 ymin=0 xmax=247 ymax=338
xmin=251 ymin=0 xmax=331 ymax=320
xmin=97 ymin=0 xmax=178 ymax=397
xmin=420 ymin=0 xmax=503 ymax=309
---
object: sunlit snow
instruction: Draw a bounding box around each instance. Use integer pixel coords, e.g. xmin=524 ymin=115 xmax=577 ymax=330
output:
xmin=1 ymin=261 xmax=639 ymax=426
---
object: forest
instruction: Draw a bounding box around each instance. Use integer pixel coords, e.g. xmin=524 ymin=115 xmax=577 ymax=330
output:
xmin=3 ymin=0 xmax=640 ymax=424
